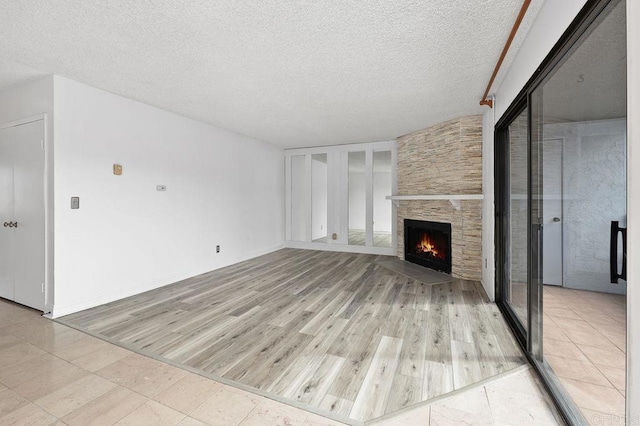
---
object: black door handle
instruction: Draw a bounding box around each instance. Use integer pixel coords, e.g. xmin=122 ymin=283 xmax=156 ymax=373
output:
xmin=611 ymin=221 xmax=627 ymax=283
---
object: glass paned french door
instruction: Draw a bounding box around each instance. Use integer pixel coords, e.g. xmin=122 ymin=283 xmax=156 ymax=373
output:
xmin=373 ymin=151 xmax=393 ymax=247
xmin=285 ymin=142 xmax=396 ymax=253
xmin=348 ymin=151 xmax=367 ymax=246
xmin=290 ymin=155 xmax=307 ymax=242
xmin=311 ymin=154 xmax=328 ymax=243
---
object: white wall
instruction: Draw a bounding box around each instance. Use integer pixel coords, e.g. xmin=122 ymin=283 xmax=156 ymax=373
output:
xmin=559 ymin=120 xmax=627 ymax=294
xmin=0 ymin=77 xmax=53 ymax=123
xmin=52 ymin=76 xmax=284 ymax=317
xmin=0 ymin=76 xmax=55 ymax=312
xmin=626 ymin=0 xmax=639 ymax=421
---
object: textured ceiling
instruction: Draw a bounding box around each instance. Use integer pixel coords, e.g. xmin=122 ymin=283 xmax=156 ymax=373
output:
xmin=0 ymin=59 xmax=48 ymax=93
xmin=543 ymin=0 xmax=626 ymax=122
xmin=0 ymin=0 xmax=542 ymax=148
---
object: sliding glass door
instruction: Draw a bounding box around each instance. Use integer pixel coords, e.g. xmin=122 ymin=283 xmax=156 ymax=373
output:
xmin=505 ymin=107 xmax=530 ymax=335
xmin=497 ymin=102 xmax=543 ymax=359
xmin=496 ymin=0 xmax=627 ymax=423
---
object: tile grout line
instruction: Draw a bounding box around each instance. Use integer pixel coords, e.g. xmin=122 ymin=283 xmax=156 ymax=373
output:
xmin=363 ymin=364 xmax=531 ymax=425
xmin=1 ymin=317 xmax=207 ymax=425
xmin=51 ymin=316 xmax=360 ymax=426
xmin=1 ymin=319 xmax=142 ymax=422
xmin=482 ymin=385 xmax=496 ymax=426
xmin=544 ymin=287 xmax=626 ymax=418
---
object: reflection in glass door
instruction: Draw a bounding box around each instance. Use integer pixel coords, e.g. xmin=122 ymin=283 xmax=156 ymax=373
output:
xmin=495 ymin=0 xmax=627 ymax=422
xmin=540 ymin=139 xmax=563 ymax=287
xmin=373 ymin=151 xmax=393 ymax=247
xmin=348 ymin=151 xmax=367 ymax=246
xmin=504 ymin=107 xmax=530 ymax=333
xmin=530 ymin=0 xmax=627 ymax=420
xmin=290 ymin=155 xmax=307 ymax=242
xmin=311 ymin=154 xmax=328 ymax=243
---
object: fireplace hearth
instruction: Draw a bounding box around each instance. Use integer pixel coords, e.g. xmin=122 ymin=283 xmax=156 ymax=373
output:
xmin=404 ymin=219 xmax=452 ymax=274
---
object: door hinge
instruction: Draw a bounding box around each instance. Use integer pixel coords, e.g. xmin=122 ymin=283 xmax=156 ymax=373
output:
xmin=41 ymin=283 xmax=45 ymax=293
xmin=41 ymin=140 xmax=44 ymax=150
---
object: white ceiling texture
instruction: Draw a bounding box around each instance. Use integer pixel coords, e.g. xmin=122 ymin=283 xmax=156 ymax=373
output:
xmin=0 ymin=1 xmax=543 ymax=148
xmin=544 ymin=0 xmax=626 ymax=123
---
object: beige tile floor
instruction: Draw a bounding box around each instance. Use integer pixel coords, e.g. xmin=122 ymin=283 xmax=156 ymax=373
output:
xmin=369 ymin=367 xmax=562 ymax=425
xmin=0 ymin=297 xmax=562 ymax=425
xmin=543 ymin=285 xmax=626 ymax=424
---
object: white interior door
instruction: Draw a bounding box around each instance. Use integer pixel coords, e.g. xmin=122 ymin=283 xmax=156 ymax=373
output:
xmin=542 ymin=138 xmax=563 ymax=286
xmin=13 ymin=121 xmax=45 ymax=310
xmin=0 ymin=126 xmax=15 ymax=300
xmin=0 ymin=120 xmax=45 ymax=311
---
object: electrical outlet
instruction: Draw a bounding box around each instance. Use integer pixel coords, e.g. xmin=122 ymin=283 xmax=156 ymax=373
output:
xmin=216 ymin=245 xmax=220 ymax=253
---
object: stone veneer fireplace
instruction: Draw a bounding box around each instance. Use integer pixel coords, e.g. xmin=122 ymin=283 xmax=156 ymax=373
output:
xmin=395 ymin=115 xmax=483 ymax=280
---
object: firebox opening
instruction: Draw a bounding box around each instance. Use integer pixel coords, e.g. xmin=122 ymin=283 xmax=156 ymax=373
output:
xmin=404 ymin=219 xmax=452 ymax=274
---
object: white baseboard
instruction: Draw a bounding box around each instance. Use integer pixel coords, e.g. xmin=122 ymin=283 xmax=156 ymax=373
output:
xmin=50 ymin=270 xmax=193 ymax=318
xmin=50 ymin=243 xmax=285 ymax=318
xmin=285 ymin=240 xmax=396 ymax=256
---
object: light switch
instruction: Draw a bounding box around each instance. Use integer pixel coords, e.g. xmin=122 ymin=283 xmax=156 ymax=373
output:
xmin=71 ymin=197 xmax=80 ymax=209
xmin=113 ymin=164 xmax=123 ymax=175
xmin=156 ymin=185 xmax=167 ymax=192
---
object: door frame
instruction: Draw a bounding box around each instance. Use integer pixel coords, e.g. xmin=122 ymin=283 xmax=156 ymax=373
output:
xmin=539 ymin=126 xmax=571 ymax=288
xmin=494 ymin=98 xmax=529 ymax=350
xmin=0 ymin=114 xmax=52 ymax=313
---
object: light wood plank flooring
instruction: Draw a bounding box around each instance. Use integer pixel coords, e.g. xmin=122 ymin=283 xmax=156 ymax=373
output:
xmin=312 ymin=230 xmax=392 ymax=247
xmin=59 ymin=249 xmax=526 ymax=423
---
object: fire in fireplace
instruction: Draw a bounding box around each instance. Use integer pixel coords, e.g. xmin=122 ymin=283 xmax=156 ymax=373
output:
xmin=404 ymin=219 xmax=452 ymax=274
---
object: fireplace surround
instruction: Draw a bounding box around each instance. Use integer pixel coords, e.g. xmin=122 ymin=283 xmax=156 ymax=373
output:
xmin=404 ymin=219 xmax=452 ymax=274
xmin=395 ymin=115 xmax=483 ymax=280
